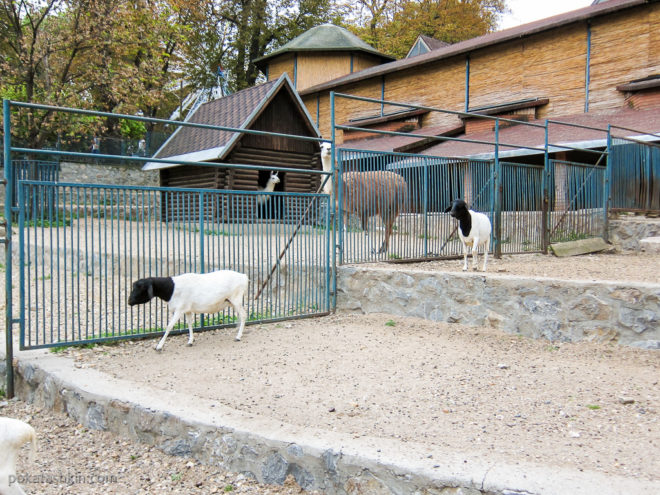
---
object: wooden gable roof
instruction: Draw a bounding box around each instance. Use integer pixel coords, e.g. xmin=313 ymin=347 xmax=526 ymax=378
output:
xmin=145 ymin=74 xmax=320 ymax=170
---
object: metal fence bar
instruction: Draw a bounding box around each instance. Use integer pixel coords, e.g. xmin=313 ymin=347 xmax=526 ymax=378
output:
xmin=14 ymin=181 xmax=331 ymax=350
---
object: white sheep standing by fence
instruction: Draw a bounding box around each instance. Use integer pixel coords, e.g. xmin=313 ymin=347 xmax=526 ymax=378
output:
xmin=0 ymin=417 xmax=37 ymax=495
xmin=321 ymin=142 xmax=408 ymax=254
xmin=445 ymin=198 xmax=492 ymax=272
xmin=128 ymin=270 xmax=249 ymax=351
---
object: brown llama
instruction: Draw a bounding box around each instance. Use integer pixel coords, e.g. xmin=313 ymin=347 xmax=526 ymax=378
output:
xmin=321 ymin=143 xmax=408 ymax=254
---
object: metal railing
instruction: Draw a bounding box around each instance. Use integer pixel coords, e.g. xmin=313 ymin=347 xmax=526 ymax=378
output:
xmin=3 ymin=99 xmax=335 ymax=398
xmin=17 ymin=181 xmax=331 ymax=350
xmin=609 ymin=137 xmax=660 ymax=212
xmin=328 ymin=92 xmax=618 ymax=264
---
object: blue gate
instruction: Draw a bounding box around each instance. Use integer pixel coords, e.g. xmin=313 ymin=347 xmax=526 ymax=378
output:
xmin=3 ymin=100 xmax=333 ymax=382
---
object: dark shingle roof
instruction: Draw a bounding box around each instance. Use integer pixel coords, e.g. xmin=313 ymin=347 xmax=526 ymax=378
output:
xmin=254 ymin=24 xmax=394 ymax=69
xmin=150 ymin=80 xmax=278 ymax=166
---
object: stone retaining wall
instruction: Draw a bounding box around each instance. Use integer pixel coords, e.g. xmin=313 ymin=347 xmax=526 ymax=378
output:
xmin=609 ymin=216 xmax=660 ymax=251
xmin=336 ymin=267 xmax=660 ymax=347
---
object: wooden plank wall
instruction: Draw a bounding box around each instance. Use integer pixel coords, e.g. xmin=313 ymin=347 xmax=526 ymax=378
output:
xmin=589 ymin=5 xmax=659 ymax=113
xmin=300 ymin=3 xmax=659 ymax=141
xmin=352 ymin=53 xmax=384 ymax=72
xmin=267 ymin=54 xmax=295 ymax=83
xmin=297 ymin=54 xmax=351 ymax=91
xmin=385 ymin=59 xmax=465 ymax=129
xmin=470 ymin=25 xmax=587 ymax=119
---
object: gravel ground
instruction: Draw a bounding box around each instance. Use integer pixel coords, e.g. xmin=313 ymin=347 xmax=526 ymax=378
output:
xmin=0 ymin=399 xmax=320 ymax=495
xmin=56 ymin=312 xmax=659 ymax=485
xmin=2 ymin=252 xmax=659 ymax=494
xmin=373 ymin=252 xmax=660 ymax=284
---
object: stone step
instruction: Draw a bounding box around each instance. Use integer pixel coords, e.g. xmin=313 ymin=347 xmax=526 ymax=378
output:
xmin=640 ymin=236 xmax=660 ymax=253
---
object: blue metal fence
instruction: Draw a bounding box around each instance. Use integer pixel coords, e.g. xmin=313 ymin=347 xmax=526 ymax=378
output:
xmin=3 ymin=100 xmax=333 ymax=369
xmin=327 ymin=92 xmax=622 ymax=264
xmin=336 ymin=149 xmax=495 ymax=263
xmin=546 ymin=159 xmax=606 ymax=244
xmin=17 ymin=180 xmax=331 ymax=349
xmin=610 ymin=137 xmax=660 ymax=212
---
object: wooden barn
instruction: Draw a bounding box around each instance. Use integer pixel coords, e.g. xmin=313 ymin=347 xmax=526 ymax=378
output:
xmin=253 ymin=0 xmax=660 ymax=150
xmin=254 ymin=0 xmax=660 ymax=213
xmin=145 ymin=74 xmax=322 ymax=221
xmin=254 ymin=24 xmax=394 ymax=93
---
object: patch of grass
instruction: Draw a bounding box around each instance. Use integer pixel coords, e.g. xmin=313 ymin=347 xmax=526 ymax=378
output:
xmin=586 ymin=404 xmax=601 ymax=410
xmin=545 ymin=345 xmax=560 ymax=352
xmin=171 ymin=473 xmax=182 ymax=481
xmin=388 ymin=253 xmax=401 ymax=260
xmin=48 ymin=331 xmax=125 ymax=353
xmin=385 ymin=319 xmax=396 ymax=327
xmin=26 ymin=218 xmax=71 ymax=228
xmin=224 ymin=485 xmax=234 ymax=492
xmin=0 ymin=387 xmax=5 ymax=398
xmin=553 ymin=230 xmax=590 ymax=243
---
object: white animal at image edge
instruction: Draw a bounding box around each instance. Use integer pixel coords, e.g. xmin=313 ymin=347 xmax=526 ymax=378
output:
xmin=0 ymin=417 xmax=37 ymax=495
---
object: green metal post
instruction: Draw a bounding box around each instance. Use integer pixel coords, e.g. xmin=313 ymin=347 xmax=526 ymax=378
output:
xmin=493 ymin=119 xmax=502 ymax=259
xmin=330 ymin=91 xmax=338 ymax=310
xmin=604 ymin=125 xmax=612 ymax=242
xmin=3 ymin=99 xmax=15 ymax=398
xmin=542 ymin=120 xmax=550 ymax=253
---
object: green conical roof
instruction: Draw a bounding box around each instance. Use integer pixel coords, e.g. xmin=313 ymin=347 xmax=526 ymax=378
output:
xmin=254 ymin=24 xmax=394 ymax=67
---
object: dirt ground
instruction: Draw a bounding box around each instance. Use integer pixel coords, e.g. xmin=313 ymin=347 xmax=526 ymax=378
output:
xmin=54 ymin=309 xmax=660 ymax=483
xmin=2 ymin=252 xmax=660 ymax=494
xmin=1 ymin=398 xmax=319 ymax=495
xmin=373 ymin=251 xmax=660 ymax=284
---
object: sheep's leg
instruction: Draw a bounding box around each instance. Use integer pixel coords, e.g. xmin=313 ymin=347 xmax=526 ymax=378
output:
xmin=482 ymin=238 xmax=490 ymax=272
xmin=156 ymin=310 xmax=182 ymax=351
xmin=230 ymin=298 xmax=247 ymax=341
xmin=186 ymin=312 xmax=195 ymax=346
xmin=472 ymin=237 xmax=480 ymax=271
xmin=462 ymin=242 xmax=469 ymax=271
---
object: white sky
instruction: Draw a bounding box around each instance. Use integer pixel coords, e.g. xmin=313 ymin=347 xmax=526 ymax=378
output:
xmin=499 ymin=0 xmax=595 ymax=30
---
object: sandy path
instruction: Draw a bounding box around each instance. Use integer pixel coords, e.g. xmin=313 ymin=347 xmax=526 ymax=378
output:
xmin=63 ymin=312 xmax=660 ymax=483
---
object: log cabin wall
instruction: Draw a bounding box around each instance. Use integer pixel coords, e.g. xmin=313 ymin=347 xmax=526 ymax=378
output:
xmin=158 ymin=87 xmax=322 ymax=222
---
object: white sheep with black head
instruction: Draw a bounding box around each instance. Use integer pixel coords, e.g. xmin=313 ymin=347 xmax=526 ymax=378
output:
xmin=445 ymin=199 xmax=492 ymax=272
xmin=128 ymin=270 xmax=249 ymax=351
